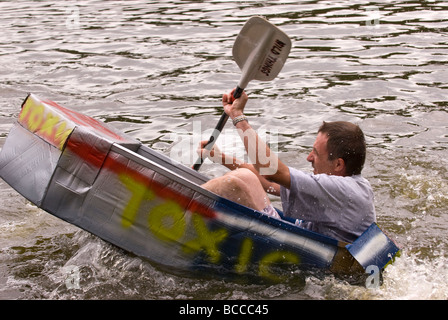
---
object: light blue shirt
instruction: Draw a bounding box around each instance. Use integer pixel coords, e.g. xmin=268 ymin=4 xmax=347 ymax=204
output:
xmin=280 ymin=167 xmax=376 ymax=243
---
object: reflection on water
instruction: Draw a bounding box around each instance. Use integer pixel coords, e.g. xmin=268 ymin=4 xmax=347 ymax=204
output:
xmin=0 ymin=0 xmax=447 ymax=300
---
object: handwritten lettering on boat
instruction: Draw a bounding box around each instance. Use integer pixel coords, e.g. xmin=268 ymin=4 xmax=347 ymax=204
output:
xmin=19 ymin=95 xmax=128 ymax=150
xmin=113 ymin=156 xmax=300 ymax=281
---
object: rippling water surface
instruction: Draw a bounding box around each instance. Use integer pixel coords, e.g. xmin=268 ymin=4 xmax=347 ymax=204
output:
xmin=0 ymin=0 xmax=447 ymax=300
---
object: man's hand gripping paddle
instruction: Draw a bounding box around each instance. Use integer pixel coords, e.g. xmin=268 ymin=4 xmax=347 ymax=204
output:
xmin=193 ymin=16 xmax=291 ymax=171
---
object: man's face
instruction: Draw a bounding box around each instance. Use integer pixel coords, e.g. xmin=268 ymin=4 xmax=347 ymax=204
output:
xmin=307 ymin=132 xmax=339 ymax=175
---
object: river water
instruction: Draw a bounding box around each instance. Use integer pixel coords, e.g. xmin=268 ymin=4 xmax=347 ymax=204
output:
xmin=0 ymin=0 xmax=447 ymax=300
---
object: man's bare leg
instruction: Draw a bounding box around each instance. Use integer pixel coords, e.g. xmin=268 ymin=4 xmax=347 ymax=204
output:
xmin=201 ymin=168 xmax=271 ymax=211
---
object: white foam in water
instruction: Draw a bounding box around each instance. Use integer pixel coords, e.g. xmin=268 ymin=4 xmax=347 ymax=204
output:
xmin=299 ymin=251 xmax=448 ymax=300
xmin=377 ymin=252 xmax=448 ymax=300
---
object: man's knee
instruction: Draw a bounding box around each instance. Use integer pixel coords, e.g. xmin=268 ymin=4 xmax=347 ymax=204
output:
xmin=203 ymin=169 xmax=252 ymax=196
xmin=201 ymin=168 xmax=269 ymax=211
xmin=225 ymin=168 xmax=258 ymax=185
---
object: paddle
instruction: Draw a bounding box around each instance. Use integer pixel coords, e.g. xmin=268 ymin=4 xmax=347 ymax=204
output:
xmin=193 ymin=16 xmax=291 ymax=171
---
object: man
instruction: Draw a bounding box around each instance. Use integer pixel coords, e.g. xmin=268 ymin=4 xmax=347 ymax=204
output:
xmin=199 ymin=89 xmax=376 ymax=243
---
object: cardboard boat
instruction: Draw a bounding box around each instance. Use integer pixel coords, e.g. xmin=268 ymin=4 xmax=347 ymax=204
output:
xmin=0 ymin=94 xmax=400 ymax=281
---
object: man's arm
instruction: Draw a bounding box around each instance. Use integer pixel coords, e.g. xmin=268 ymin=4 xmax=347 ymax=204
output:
xmin=198 ymin=140 xmax=282 ymax=195
xmin=223 ymin=89 xmax=291 ymax=189
xmin=223 ymin=155 xmax=282 ymax=196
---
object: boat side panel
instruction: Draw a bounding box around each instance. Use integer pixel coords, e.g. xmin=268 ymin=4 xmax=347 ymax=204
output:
xmin=0 ymin=122 xmax=61 ymax=206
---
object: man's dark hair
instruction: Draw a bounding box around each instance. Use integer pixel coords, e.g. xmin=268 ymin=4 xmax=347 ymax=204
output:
xmin=318 ymin=121 xmax=366 ymax=176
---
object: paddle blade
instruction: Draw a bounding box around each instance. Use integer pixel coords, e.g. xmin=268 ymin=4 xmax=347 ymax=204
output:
xmin=233 ymin=16 xmax=291 ymax=88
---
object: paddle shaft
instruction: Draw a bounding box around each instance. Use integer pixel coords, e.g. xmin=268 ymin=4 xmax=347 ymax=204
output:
xmin=192 ymin=86 xmax=244 ymax=171
xmin=191 ymin=16 xmax=291 ymax=172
